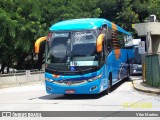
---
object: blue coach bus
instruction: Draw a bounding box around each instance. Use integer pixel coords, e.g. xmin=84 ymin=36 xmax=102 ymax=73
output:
xmin=35 ymin=18 xmax=134 ymax=94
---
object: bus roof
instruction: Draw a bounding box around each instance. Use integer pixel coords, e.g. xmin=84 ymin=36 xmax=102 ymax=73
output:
xmin=49 ymin=18 xmax=131 ymax=35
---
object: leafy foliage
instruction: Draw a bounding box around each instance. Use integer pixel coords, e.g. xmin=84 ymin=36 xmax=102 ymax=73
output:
xmin=0 ymin=0 xmax=159 ymax=73
xmin=148 ymin=0 xmax=160 ymax=20
xmin=0 ymin=0 xmax=101 ymax=72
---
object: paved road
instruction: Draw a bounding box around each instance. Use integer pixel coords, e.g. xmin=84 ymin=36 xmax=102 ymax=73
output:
xmin=0 ymin=76 xmax=160 ymax=120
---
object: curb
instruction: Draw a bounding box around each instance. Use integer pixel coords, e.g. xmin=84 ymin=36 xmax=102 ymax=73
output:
xmin=132 ymin=80 xmax=160 ymax=94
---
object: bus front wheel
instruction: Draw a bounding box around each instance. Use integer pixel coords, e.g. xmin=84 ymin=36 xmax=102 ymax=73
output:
xmin=108 ymin=73 xmax=112 ymax=92
xmin=103 ymin=73 xmax=112 ymax=95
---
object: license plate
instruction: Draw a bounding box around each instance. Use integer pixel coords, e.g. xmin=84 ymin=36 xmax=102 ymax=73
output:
xmin=66 ymin=90 xmax=75 ymax=94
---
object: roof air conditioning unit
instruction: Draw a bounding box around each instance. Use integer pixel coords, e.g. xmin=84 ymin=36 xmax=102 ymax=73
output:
xmin=150 ymin=15 xmax=157 ymax=22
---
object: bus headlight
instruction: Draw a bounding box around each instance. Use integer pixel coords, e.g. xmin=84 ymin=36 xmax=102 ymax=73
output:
xmin=87 ymin=74 xmax=102 ymax=82
xmin=45 ymin=77 xmax=54 ymax=82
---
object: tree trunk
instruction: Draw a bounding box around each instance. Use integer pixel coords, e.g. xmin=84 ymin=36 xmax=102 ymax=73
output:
xmin=16 ymin=53 xmax=28 ymax=70
xmin=0 ymin=62 xmax=6 ymax=74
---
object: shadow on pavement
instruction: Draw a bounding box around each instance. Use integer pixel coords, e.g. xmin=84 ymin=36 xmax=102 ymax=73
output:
xmin=38 ymin=93 xmax=105 ymax=100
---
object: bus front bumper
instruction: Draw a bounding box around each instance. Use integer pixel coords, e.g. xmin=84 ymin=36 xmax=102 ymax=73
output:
xmin=45 ymin=79 xmax=103 ymax=94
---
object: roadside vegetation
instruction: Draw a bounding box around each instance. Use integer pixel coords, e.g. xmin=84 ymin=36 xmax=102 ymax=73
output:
xmin=0 ymin=0 xmax=158 ymax=73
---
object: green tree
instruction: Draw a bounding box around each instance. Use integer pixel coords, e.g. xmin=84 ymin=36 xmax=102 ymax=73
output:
xmin=0 ymin=0 xmax=18 ymax=73
xmin=98 ymin=0 xmax=151 ymax=35
xmin=13 ymin=0 xmax=46 ymax=70
xmin=40 ymin=0 xmax=101 ymax=27
xmin=148 ymin=0 xmax=160 ymax=20
xmin=0 ymin=0 xmax=101 ymax=73
xmin=0 ymin=0 xmax=46 ymax=72
xmin=131 ymin=0 xmax=150 ymax=22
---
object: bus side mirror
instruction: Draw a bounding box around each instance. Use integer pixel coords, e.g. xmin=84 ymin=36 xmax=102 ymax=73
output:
xmin=35 ymin=36 xmax=47 ymax=54
xmin=96 ymin=34 xmax=105 ymax=52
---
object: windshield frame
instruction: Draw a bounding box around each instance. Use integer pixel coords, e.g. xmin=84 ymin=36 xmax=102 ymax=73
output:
xmin=45 ymin=29 xmax=101 ymax=75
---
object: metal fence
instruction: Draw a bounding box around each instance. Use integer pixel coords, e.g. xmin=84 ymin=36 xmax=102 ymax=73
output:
xmin=0 ymin=69 xmax=45 ymax=87
xmin=145 ymin=53 xmax=160 ymax=87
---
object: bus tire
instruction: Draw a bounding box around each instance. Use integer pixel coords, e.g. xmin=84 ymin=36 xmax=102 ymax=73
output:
xmin=103 ymin=89 xmax=109 ymax=95
xmin=108 ymin=73 xmax=112 ymax=93
xmin=126 ymin=67 xmax=130 ymax=81
xmin=103 ymin=73 xmax=112 ymax=95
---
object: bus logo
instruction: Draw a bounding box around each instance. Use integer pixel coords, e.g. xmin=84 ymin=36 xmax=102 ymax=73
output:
xmin=67 ymin=81 xmax=72 ymax=86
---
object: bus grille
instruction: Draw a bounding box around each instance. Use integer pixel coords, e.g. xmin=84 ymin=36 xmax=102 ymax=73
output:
xmin=52 ymin=80 xmax=87 ymax=86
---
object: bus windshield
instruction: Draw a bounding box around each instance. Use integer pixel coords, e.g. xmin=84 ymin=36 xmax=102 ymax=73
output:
xmin=46 ymin=30 xmax=99 ymax=72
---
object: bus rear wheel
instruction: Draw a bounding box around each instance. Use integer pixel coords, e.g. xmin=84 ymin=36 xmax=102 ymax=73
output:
xmin=126 ymin=67 xmax=130 ymax=81
xmin=108 ymin=73 xmax=112 ymax=92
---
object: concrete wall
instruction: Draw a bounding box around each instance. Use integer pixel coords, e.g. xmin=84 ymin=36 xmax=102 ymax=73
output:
xmin=152 ymin=36 xmax=160 ymax=53
xmin=133 ymin=22 xmax=160 ymax=53
xmin=133 ymin=22 xmax=160 ymax=36
xmin=0 ymin=73 xmax=45 ymax=88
